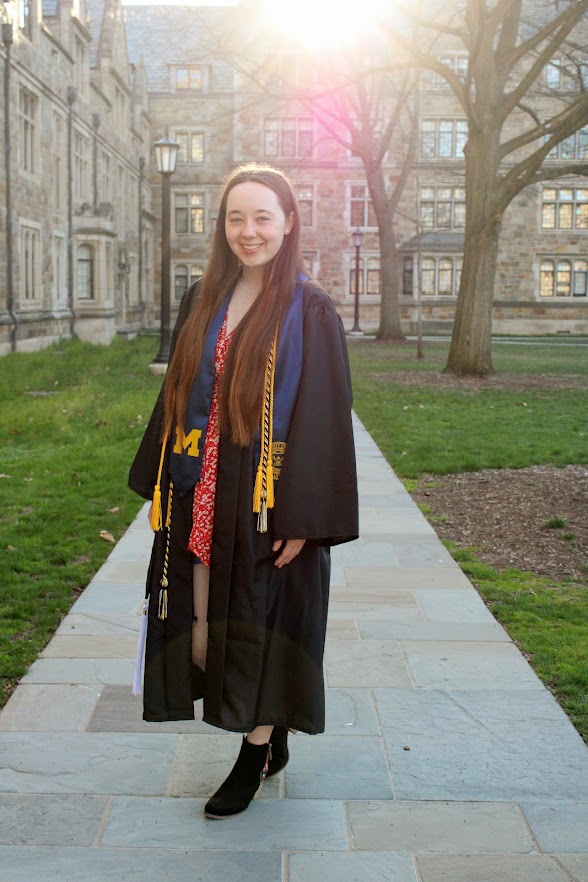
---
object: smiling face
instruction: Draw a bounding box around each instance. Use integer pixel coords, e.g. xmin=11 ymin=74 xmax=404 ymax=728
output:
xmin=225 ymin=181 xmax=294 ymax=273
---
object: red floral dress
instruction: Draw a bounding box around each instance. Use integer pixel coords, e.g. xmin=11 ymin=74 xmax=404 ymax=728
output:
xmin=188 ymin=315 xmax=234 ymax=566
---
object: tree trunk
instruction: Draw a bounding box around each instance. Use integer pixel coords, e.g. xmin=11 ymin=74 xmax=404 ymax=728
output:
xmin=376 ymin=222 xmax=405 ymax=340
xmin=445 ymin=223 xmax=500 ymax=375
xmin=445 ymin=131 xmax=501 ymax=376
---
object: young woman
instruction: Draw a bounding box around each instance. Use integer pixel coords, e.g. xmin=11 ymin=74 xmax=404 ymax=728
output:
xmin=129 ymin=163 xmax=358 ymax=819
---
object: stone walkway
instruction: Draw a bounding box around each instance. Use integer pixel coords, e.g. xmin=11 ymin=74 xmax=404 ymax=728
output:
xmin=1 ymin=414 xmax=587 ymax=881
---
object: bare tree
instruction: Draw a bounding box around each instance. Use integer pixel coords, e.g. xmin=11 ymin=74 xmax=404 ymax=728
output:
xmin=385 ymin=0 xmax=588 ymax=374
xmin=294 ymin=59 xmax=419 ymax=340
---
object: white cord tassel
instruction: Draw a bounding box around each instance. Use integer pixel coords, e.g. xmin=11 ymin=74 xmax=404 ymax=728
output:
xmin=132 ymin=599 xmax=149 ymax=696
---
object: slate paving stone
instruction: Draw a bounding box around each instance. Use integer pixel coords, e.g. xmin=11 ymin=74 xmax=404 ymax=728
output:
xmin=41 ymin=635 xmax=139 ymax=657
xmin=375 ymin=689 xmax=588 ymax=802
xmin=86 ymin=685 xmax=221 ymax=734
xmin=358 ymin=621 xmax=509 ymax=642
xmin=0 ymin=794 xmax=108 ymax=846
xmin=324 ymin=640 xmax=412 ymax=688
xmin=555 ymin=855 xmax=588 ymax=881
xmin=56 ymin=613 xmax=140 ymax=637
xmin=102 ymin=797 xmax=347 ymax=850
xmin=285 ymin=735 xmax=392 ymax=799
xmin=394 ymin=543 xmax=456 ymax=567
xmin=288 ymin=851 xmax=418 ymax=881
xmin=345 ymin=567 xmax=471 ymax=590
xmin=21 ymin=658 xmax=135 ymax=685
xmin=0 ymin=684 xmax=102 ymax=731
xmin=0 ymin=732 xmax=178 ymax=794
xmin=324 ymin=688 xmax=380 ymax=736
xmin=328 ymin=604 xmax=424 ymax=623
xmin=521 ymin=803 xmax=588 ymax=852
xmin=414 ymin=588 xmax=496 ymax=621
xmin=94 ymin=559 xmax=149 ymax=583
xmin=0 ymin=847 xmax=283 ymax=882
xmin=70 ymin=584 xmax=144 ymax=616
xmin=347 ymin=800 xmax=534 ymax=853
xmin=416 ymin=854 xmax=575 ymax=882
xmin=401 ymin=641 xmax=543 ymax=690
xmin=330 ymin=587 xmax=416 ymax=604
xmin=326 ymin=619 xmax=360 ymax=639
xmin=167 ymin=735 xmax=280 ymax=799
xmin=359 ymin=512 xmax=436 ymax=536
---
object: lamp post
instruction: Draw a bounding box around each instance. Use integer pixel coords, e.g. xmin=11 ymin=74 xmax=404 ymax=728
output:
xmin=2 ymin=0 xmax=17 ymax=351
xmin=351 ymin=226 xmax=364 ymax=334
xmin=151 ymin=136 xmax=179 ymax=368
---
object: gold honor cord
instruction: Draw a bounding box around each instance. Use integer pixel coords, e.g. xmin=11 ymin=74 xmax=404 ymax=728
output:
xmin=253 ymin=330 xmax=278 ymax=533
xmin=150 ymin=426 xmax=169 ymax=533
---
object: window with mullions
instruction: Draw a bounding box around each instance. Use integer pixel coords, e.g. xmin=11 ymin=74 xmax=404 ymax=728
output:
xmin=545 ymin=60 xmax=588 ymax=92
xmin=19 ymin=85 xmax=38 ymax=174
xmin=264 ymin=118 xmax=313 ymax=159
xmin=176 ymin=68 xmax=203 ymax=90
xmin=20 ymin=226 xmax=40 ymax=300
xmin=18 ymin=0 xmax=32 ymax=39
xmin=540 ymin=259 xmax=588 ymax=298
xmin=547 ymin=127 xmax=588 ymax=161
xmin=349 ymin=257 xmax=381 ymax=296
xmin=407 ymin=255 xmax=462 ymax=297
xmin=425 ymin=56 xmax=468 ymax=90
xmin=174 ymin=264 xmax=204 ymax=300
xmin=174 ymin=193 xmax=205 ymax=235
xmin=542 ymin=188 xmax=588 ymax=230
xmin=349 ymin=185 xmax=376 ymax=228
xmin=175 ymin=132 xmax=204 ymax=165
xmin=296 ymin=185 xmax=314 ymax=226
xmin=419 ymin=186 xmax=465 ymax=229
xmin=420 ymin=119 xmax=467 ymax=159
xmin=77 ymin=244 xmax=94 ymax=300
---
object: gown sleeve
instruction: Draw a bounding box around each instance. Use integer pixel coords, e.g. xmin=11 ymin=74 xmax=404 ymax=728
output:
xmin=128 ymin=284 xmax=198 ymax=500
xmin=272 ymin=287 xmax=359 ymax=547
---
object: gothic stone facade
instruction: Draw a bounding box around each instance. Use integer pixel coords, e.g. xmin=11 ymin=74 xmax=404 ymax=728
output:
xmin=1 ymin=1 xmax=587 ymax=353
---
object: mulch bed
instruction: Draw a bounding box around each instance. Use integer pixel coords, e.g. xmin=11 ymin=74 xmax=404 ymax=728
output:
xmin=413 ymin=464 xmax=588 ymax=581
xmin=373 ymin=371 xmax=587 ymax=392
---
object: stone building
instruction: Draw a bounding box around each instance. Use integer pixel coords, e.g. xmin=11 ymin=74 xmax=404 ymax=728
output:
xmin=0 ymin=0 xmax=154 ymax=353
xmin=124 ymin=1 xmax=588 ymax=336
xmin=1 ymin=0 xmax=587 ymax=352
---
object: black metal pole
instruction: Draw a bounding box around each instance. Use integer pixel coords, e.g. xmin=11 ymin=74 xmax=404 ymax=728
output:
xmin=153 ymin=171 xmax=171 ymax=363
xmin=352 ymin=242 xmax=362 ymax=333
xmin=3 ymin=26 xmax=17 ymax=351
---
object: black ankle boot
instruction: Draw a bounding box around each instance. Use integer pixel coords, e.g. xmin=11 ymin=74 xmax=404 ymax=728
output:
xmin=266 ymin=725 xmax=289 ymax=777
xmin=204 ymin=737 xmax=271 ymax=819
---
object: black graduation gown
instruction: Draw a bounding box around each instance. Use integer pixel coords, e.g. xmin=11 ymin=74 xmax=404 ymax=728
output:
xmin=128 ymin=282 xmax=358 ymax=734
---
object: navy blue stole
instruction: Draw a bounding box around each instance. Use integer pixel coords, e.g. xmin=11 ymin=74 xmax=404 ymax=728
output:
xmin=169 ymin=275 xmax=306 ymax=497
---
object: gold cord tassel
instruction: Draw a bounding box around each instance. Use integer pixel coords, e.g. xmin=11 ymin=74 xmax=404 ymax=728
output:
xmin=150 ymin=428 xmax=169 ymax=532
xmin=253 ymin=331 xmax=277 ymax=532
xmin=158 ymin=480 xmax=173 ymax=620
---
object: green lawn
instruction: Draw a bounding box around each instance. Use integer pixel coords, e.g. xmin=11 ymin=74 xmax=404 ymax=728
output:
xmin=349 ymin=338 xmax=588 ymax=741
xmin=0 ymin=337 xmax=160 ymax=706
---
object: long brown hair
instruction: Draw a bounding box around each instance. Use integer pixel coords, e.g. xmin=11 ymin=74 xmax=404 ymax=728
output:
xmin=163 ymin=163 xmax=304 ymax=447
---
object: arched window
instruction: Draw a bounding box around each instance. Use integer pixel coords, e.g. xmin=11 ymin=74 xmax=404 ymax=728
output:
xmin=421 ymin=258 xmax=436 ymax=295
xmin=190 ymin=264 xmax=204 ymax=285
xmin=556 ymin=260 xmax=572 ymax=297
xmin=366 ymin=258 xmax=381 ymax=295
xmin=438 ymin=258 xmax=453 ymax=296
xmin=402 ymin=257 xmax=414 ymax=297
xmin=174 ymin=265 xmax=188 ymax=301
xmin=573 ymin=260 xmax=588 ymax=297
xmin=77 ymin=244 xmax=94 ymax=299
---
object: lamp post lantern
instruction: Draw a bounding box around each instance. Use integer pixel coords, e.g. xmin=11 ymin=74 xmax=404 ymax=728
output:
xmin=152 ymin=136 xmax=179 ymax=367
xmin=351 ymin=226 xmax=364 ymax=334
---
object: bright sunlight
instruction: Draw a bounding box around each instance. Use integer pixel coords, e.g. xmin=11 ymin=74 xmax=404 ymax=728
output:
xmin=259 ymin=0 xmax=389 ymax=50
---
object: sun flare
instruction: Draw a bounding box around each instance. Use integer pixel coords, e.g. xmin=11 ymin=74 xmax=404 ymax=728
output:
xmin=260 ymin=0 xmax=388 ymax=50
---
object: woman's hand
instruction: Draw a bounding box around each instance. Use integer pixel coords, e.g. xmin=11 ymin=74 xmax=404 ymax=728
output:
xmin=147 ymin=503 xmax=153 ymax=525
xmin=272 ymin=538 xmax=306 ymax=568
